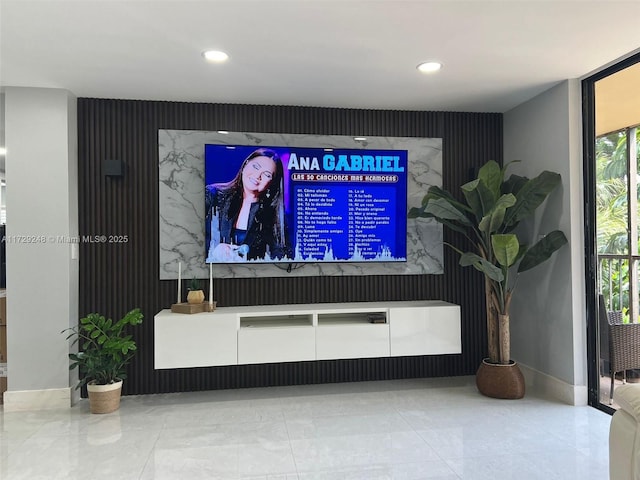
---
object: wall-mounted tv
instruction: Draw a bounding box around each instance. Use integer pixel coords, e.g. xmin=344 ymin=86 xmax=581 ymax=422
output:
xmin=204 ymin=144 xmax=408 ymax=264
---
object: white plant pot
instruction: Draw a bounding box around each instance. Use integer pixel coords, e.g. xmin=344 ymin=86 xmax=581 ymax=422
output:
xmin=87 ymin=380 xmax=123 ymax=414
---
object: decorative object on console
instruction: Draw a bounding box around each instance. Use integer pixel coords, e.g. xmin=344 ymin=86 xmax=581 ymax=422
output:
xmin=171 ymin=275 xmax=214 ymax=313
xmin=170 ymin=302 xmax=211 ymax=314
xmin=208 ymin=263 xmax=216 ymax=311
xmin=177 ymin=261 xmax=182 ymax=303
xmin=410 ymin=160 xmax=568 ymax=399
xmin=186 ymin=278 xmax=204 ymax=304
xmin=63 ymin=308 xmax=143 ymax=413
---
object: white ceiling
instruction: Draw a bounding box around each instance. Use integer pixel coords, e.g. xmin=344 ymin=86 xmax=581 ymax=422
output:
xmin=1 ymin=0 xmax=639 ymax=113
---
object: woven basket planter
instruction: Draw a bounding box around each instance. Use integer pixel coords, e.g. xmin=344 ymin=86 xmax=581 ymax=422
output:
xmin=87 ymin=380 xmax=123 ymax=414
xmin=476 ymin=359 xmax=525 ymax=399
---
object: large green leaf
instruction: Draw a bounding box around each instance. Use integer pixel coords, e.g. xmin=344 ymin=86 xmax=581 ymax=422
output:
xmin=514 ymin=241 xmax=528 ymax=264
xmin=517 ymin=230 xmax=568 ymax=273
xmin=408 ymin=206 xmax=432 ymax=219
xmin=502 ymin=173 xmax=528 ymax=196
xmin=459 ymin=252 xmax=504 ymax=282
xmin=491 ymin=234 xmax=520 ymax=268
xmin=438 ymin=218 xmax=472 ymax=236
xmin=462 ymin=179 xmax=497 ymax=220
xmin=478 ymin=193 xmax=516 ymax=234
xmin=503 ymin=171 xmax=561 ymax=227
xmin=424 ymin=186 xmax=471 ymax=213
xmin=460 ymin=179 xmax=482 ymax=219
xmin=407 ymin=206 xmax=471 ymax=240
xmin=424 ymin=197 xmax=473 ymax=227
xmin=477 ymin=160 xmax=503 ymax=197
xmin=408 ymin=186 xmax=471 ymax=219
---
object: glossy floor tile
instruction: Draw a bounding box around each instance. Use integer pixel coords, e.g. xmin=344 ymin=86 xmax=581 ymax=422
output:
xmin=0 ymin=377 xmax=611 ymax=479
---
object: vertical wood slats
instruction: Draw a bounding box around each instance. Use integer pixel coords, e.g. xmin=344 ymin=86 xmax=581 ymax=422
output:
xmin=77 ymin=99 xmax=502 ymax=395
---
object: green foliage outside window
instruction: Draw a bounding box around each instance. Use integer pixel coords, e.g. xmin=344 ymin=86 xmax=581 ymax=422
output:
xmin=597 ymin=128 xmax=640 ymax=322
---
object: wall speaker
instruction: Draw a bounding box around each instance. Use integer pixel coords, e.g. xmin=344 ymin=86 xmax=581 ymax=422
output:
xmin=104 ymin=159 xmax=125 ymax=177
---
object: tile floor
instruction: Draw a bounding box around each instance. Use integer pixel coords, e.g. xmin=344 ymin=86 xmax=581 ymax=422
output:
xmin=0 ymin=376 xmax=612 ymax=480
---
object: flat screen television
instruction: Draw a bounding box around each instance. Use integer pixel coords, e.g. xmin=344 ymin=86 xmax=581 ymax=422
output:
xmin=204 ymin=144 xmax=408 ymax=264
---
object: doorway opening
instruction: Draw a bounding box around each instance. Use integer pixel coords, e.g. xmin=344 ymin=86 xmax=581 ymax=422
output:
xmin=585 ymin=53 xmax=640 ymax=411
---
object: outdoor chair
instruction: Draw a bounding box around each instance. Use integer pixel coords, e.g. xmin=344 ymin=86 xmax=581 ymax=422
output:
xmin=599 ymin=294 xmax=640 ymax=404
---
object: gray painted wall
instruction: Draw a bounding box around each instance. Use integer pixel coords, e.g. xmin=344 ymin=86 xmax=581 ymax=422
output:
xmin=503 ymin=80 xmax=586 ymax=388
xmin=4 ymin=87 xmax=79 ymax=393
xmin=1 ymin=83 xmax=588 ymax=402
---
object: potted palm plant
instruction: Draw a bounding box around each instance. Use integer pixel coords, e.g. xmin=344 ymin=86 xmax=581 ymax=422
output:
xmin=409 ymin=160 xmax=567 ymax=398
xmin=63 ymin=308 xmax=143 ymax=413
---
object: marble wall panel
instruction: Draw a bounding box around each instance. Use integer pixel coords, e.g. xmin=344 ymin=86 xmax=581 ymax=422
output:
xmin=159 ymin=130 xmax=442 ymax=279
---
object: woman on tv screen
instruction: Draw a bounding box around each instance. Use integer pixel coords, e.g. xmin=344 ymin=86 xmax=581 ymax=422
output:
xmin=205 ymin=148 xmax=291 ymax=262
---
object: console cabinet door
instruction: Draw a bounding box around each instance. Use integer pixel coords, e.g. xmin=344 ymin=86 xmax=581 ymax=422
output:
xmin=154 ymin=312 xmax=238 ymax=368
xmin=238 ymin=326 xmax=316 ymax=364
xmin=389 ymin=305 xmax=461 ymax=356
xmin=316 ymin=324 xmax=390 ymax=360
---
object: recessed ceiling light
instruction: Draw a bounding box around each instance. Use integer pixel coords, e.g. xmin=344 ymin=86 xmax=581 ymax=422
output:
xmin=416 ymin=61 xmax=443 ymax=73
xmin=202 ymin=50 xmax=229 ymax=63
xmin=217 ymin=130 xmax=229 ymax=134
xmin=354 ymin=137 xmax=367 ymax=141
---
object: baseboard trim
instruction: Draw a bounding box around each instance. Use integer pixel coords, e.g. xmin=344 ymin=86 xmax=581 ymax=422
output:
xmin=518 ymin=362 xmax=588 ymax=406
xmin=3 ymin=387 xmax=73 ymax=411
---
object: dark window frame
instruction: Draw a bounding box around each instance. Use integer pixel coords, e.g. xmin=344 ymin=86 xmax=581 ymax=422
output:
xmin=583 ymin=51 xmax=640 ymax=413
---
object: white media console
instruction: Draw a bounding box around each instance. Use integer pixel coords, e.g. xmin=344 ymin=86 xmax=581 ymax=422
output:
xmin=154 ymin=300 xmax=461 ymax=369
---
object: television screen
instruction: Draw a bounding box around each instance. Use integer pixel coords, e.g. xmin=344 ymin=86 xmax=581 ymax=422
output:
xmin=204 ymin=144 xmax=408 ymax=264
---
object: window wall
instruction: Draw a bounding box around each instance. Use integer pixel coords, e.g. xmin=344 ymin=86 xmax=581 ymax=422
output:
xmin=585 ymin=54 xmax=640 ymax=411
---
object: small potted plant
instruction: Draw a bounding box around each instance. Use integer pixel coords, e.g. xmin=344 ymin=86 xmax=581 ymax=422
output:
xmin=187 ymin=277 xmax=204 ymax=304
xmin=63 ymin=308 xmax=143 ymax=413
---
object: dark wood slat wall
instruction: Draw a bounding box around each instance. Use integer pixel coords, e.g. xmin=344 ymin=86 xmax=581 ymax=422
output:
xmin=77 ymin=99 xmax=502 ymax=395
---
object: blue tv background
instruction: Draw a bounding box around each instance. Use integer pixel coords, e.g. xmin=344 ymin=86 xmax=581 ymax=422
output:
xmin=204 ymin=144 xmax=408 ymax=262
